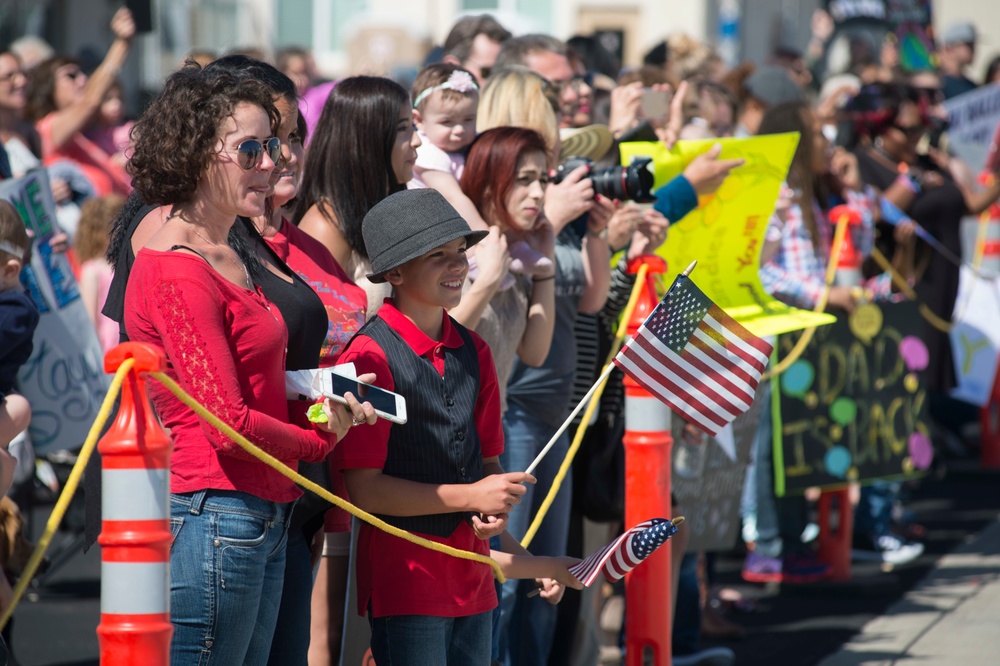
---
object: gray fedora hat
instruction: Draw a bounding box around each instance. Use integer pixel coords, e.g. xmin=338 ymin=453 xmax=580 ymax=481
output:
xmin=363 ymin=188 xmax=489 ymax=283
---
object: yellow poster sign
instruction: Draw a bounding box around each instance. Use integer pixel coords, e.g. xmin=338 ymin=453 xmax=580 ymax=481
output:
xmin=621 ymin=134 xmax=836 ymax=337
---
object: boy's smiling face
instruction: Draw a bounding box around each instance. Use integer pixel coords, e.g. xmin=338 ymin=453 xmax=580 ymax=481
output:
xmin=386 ymin=236 xmax=469 ymax=310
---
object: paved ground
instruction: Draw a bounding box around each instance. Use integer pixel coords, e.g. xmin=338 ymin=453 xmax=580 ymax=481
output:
xmin=702 ymin=460 xmax=1000 ymax=666
xmin=5 ymin=457 xmax=1000 ymax=665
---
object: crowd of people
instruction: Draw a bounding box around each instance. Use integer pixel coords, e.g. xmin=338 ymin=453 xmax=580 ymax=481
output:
xmin=1 ymin=6 xmax=1000 ymax=666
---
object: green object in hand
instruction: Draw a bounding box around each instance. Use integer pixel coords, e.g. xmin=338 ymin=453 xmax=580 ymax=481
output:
xmin=307 ymin=403 xmax=328 ymax=424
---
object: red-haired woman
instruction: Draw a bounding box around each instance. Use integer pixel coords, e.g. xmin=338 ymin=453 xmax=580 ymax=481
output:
xmin=456 ymin=126 xmax=562 ymax=663
xmin=453 ymin=126 xmax=556 ymax=404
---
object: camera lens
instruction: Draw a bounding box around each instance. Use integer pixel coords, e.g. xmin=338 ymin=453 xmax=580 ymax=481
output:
xmin=590 ymin=157 xmax=656 ymax=203
xmin=554 ymin=156 xmax=656 ymax=204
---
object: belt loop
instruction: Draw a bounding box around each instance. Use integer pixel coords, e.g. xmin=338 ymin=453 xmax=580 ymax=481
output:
xmin=188 ymin=489 xmax=208 ymax=516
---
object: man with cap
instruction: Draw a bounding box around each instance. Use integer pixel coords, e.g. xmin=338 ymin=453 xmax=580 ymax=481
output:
xmin=940 ymin=20 xmax=978 ymax=99
xmin=335 ymin=188 xmax=536 ymax=665
xmin=734 ymin=64 xmax=806 ymax=137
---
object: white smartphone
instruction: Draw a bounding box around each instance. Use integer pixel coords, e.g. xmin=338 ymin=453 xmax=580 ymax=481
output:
xmin=323 ymin=370 xmax=408 ymax=424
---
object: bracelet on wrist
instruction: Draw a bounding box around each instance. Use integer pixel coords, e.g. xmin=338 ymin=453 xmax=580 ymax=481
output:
xmin=532 ymin=273 xmax=556 ymax=282
xmin=894 ymin=171 xmax=921 ymax=195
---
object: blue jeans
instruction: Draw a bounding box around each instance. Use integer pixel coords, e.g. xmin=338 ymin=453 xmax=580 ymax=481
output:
xmin=169 ymin=490 xmax=294 ymax=666
xmin=752 ymin=382 xmax=807 ymax=558
xmin=672 ymin=553 xmax=701 ymax=656
xmin=497 ymin=405 xmax=572 ymax=666
xmin=266 ymin=527 xmax=313 ymax=665
xmin=855 ymin=481 xmax=901 ymax=539
xmin=369 ymin=611 xmax=492 ymax=665
xmin=489 ymin=534 xmax=503 ymax=664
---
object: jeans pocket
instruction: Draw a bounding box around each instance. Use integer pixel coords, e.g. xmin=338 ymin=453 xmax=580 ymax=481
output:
xmin=214 ymin=511 xmax=269 ymax=548
xmin=169 ymin=516 xmax=184 ymax=550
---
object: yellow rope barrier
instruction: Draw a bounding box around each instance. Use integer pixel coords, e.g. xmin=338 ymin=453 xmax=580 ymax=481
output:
xmin=520 ymin=264 xmax=649 ymax=549
xmin=147 ymin=372 xmax=505 ymax=583
xmin=868 ymin=247 xmax=954 ymax=333
xmin=0 ymin=358 xmax=136 ymax=632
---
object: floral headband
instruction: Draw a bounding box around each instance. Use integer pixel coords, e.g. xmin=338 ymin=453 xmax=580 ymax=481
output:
xmin=413 ymin=70 xmax=479 ymax=109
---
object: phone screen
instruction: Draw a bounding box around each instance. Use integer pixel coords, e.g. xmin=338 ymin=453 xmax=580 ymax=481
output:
xmin=327 ymin=373 xmax=399 ymax=417
xmin=639 ymin=90 xmax=671 ymax=121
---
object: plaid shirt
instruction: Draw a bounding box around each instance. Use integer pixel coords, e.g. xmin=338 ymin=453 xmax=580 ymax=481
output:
xmin=759 ymin=185 xmax=891 ymax=310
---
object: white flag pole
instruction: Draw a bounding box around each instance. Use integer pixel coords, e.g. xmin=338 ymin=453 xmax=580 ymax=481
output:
xmin=524 ymin=363 xmax=616 ymax=476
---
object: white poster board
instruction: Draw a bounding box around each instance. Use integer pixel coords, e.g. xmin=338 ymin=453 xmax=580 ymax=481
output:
xmin=0 ymin=170 xmax=110 ymax=454
xmin=949 ymin=265 xmax=1000 ymax=407
xmin=944 ymin=84 xmax=1000 ymax=172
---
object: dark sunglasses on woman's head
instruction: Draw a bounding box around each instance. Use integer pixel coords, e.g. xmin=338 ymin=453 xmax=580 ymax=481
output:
xmin=231 ymin=137 xmax=281 ymax=170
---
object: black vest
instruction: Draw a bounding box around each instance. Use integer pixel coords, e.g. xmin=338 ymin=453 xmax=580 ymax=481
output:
xmin=358 ymin=315 xmax=483 ymax=538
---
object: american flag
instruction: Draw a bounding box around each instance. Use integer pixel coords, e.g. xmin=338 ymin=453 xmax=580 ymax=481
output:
xmin=613 ymin=275 xmax=772 ymax=436
xmin=569 ymin=519 xmax=679 ymax=587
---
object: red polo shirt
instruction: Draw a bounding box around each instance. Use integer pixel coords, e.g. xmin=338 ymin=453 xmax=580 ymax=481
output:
xmin=335 ymin=299 xmax=504 ymax=617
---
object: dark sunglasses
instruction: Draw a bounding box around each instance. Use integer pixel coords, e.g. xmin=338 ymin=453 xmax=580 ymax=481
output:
xmin=907 ymin=86 xmax=943 ymax=104
xmin=550 ymin=73 xmax=591 ymax=97
xmin=893 ymin=123 xmax=926 ymax=139
xmin=228 ymin=137 xmax=281 ymax=170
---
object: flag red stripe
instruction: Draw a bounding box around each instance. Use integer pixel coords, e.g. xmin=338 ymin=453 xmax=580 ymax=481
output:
xmin=615 ymin=351 xmax=729 ymax=429
xmin=696 ymin=318 xmax=767 ymax=376
xmin=688 ymin=331 xmax=759 ymax=390
xmin=681 ymin=347 xmax=753 ymax=409
xmin=709 ymin=304 xmax=774 ymax=358
xmin=614 ymin=355 xmax=727 ymax=434
xmin=633 ymin=335 xmax=744 ymax=419
xmin=705 ymin=307 xmax=770 ymax=372
xmin=614 ymin=355 xmax=725 ymax=436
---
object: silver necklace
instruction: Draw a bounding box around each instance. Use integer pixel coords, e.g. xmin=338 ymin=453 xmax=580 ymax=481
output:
xmin=174 ymin=214 xmax=253 ymax=290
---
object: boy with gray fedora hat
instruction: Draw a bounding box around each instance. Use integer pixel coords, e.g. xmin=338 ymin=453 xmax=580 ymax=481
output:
xmin=335 ymin=188 xmax=536 ymax=664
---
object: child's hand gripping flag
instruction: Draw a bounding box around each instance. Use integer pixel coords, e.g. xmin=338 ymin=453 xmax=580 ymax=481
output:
xmin=612 ymin=263 xmax=773 ymax=436
xmin=569 ymin=518 xmax=683 ymax=587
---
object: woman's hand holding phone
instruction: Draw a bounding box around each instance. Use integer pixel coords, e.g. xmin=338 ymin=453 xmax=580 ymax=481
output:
xmin=313 ymin=372 xmax=378 ymax=440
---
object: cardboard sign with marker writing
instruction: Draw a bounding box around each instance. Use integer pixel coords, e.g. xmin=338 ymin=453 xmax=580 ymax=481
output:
xmin=771 ymin=301 xmax=931 ymax=496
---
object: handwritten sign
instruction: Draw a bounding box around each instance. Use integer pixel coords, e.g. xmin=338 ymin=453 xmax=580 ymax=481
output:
xmin=621 ymin=135 xmax=836 ymax=337
xmin=672 ymin=383 xmax=763 ymax=552
xmin=944 ymin=84 xmax=1000 ymax=172
xmin=0 ymin=170 xmax=109 ymax=454
xmin=771 ymin=301 xmax=930 ymax=496
xmin=949 ymin=265 xmax=1000 ymax=406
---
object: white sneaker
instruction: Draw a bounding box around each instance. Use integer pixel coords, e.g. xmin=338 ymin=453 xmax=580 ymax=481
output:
xmin=853 ymin=533 xmax=924 ymax=565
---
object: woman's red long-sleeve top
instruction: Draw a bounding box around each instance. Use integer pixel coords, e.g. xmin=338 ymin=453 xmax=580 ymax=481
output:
xmin=124 ymin=248 xmax=337 ymax=502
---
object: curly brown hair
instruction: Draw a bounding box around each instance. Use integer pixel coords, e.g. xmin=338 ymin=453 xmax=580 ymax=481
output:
xmin=127 ymin=64 xmax=278 ymax=205
xmin=75 ymin=194 xmax=124 ymax=263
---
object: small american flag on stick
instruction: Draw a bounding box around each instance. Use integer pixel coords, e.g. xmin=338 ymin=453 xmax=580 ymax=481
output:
xmin=569 ymin=518 xmax=682 ymax=587
xmin=613 ymin=263 xmax=773 ymax=436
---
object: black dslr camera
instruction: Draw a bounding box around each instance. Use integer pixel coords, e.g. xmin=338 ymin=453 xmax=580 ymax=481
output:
xmin=553 ymin=156 xmax=657 ymax=203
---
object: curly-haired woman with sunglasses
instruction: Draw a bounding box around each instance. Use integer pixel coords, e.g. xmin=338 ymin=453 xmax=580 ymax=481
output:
xmin=121 ymin=63 xmax=376 ymax=666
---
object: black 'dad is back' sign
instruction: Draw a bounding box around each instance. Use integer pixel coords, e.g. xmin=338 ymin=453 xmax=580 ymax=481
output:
xmin=772 ymin=300 xmax=931 ymax=496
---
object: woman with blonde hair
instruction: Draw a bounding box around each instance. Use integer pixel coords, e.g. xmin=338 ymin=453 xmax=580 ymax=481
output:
xmin=477 ymin=66 xmax=561 ymax=167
